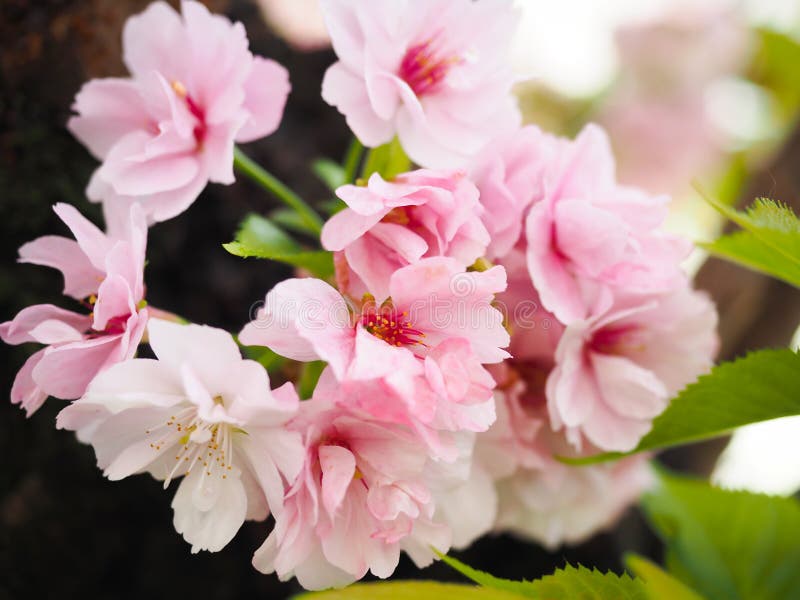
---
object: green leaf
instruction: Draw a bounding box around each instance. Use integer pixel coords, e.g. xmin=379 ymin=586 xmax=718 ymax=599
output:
xmin=312 ymin=159 xmax=347 ymax=191
xmin=625 ymin=554 xmax=706 ymax=600
xmin=297 ymin=360 xmax=326 ymax=399
xmin=700 ymin=231 xmax=800 ymax=287
xmin=361 ymin=136 xmax=411 ymax=180
xmin=640 ymin=469 xmax=800 ymax=600
xmin=240 ymin=344 xmax=285 ymax=374
xmin=294 ymin=582 xmax=525 ymax=600
xmin=223 ymin=214 xmax=334 ymax=279
xmin=560 ymin=349 xmax=800 ymax=465
xmin=439 ymin=554 xmax=647 ymax=599
xmin=437 ymin=553 xmax=537 ymax=597
xmin=700 ymin=193 xmax=800 ymax=288
xmin=270 ymin=208 xmax=319 ymax=235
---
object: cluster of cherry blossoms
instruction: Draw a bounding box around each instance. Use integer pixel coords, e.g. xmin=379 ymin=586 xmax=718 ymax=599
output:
xmin=3 ymin=0 xmax=719 ymax=591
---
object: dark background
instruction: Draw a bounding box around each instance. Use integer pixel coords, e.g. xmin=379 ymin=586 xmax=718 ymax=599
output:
xmin=5 ymin=1 xmax=798 ymax=598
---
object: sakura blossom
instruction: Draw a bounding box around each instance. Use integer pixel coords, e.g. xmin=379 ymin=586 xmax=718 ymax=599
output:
xmin=479 ymin=363 xmax=654 ymax=549
xmin=547 ymin=286 xmax=718 ymax=452
xmin=3 ymin=0 xmax=734 ymax=592
xmin=320 ymin=0 xmax=521 ymax=168
xmin=469 ymin=126 xmax=559 ymax=259
xmin=252 ymin=399 xmax=450 ymax=590
xmin=525 ymin=124 xmax=691 ymax=324
xmin=321 ymin=169 xmax=489 ymax=301
xmin=69 ymin=0 xmax=290 ymax=224
xmin=239 ymin=256 xmax=509 ymax=377
xmin=57 ymin=319 xmax=304 ymax=553
xmin=0 ymin=203 xmax=148 ymax=415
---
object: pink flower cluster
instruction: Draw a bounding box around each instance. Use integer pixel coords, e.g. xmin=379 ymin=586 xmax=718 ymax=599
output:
xmin=3 ymin=0 xmax=719 ymax=593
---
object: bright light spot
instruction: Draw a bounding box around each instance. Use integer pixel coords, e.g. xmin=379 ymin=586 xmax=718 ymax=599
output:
xmin=705 ymin=77 xmax=778 ymax=147
xmin=511 ymin=0 xmax=664 ymax=97
xmin=712 ymin=416 xmax=800 ymax=496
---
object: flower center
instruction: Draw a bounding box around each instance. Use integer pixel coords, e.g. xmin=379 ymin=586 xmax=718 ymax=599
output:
xmin=144 ymin=406 xmax=236 ymax=487
xmin=590 ymin=325 xmax=645 ymax=356
xmin=398 ymin=39 xmax=461 ymax=96
xmin=361 ymin=299 xmax=425 ymax=347
xmin=171 ymin=80 xmax=207 ymax=147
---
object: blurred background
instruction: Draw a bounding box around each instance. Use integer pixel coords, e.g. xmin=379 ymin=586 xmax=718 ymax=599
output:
xmin=2 ymin=0 xmax=800 ymax=597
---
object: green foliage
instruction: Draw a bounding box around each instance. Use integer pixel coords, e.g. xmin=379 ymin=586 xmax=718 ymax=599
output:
xmin=312 ymin=158 xmax=347 ymax=191
xmin=361 ymin=137 xmax=411 ymax=180
xmin=750 ymin=29 xmax=800 ymax=121
xmin=440 ymin=554 xmax=648 ymax=599
xmin=561 ymin=348 xmax=800 ymax=465
xmin=625 ymin=554 xmax=705 ymax=600
xmin=294 ymin=582 xmax=524 ymax=600
xmin=240 ymin=344 xmax=285 ymax=374
xmin=297 ymin=360 xmax=326 ymax=399
xmin=641 ymin=470 xmax=800 ymax=600
xmin=700 ymin=194 xmax=800 ymax=288
xmin=270 ymin=208 xmax=319 ymax=235
xmin=223 ymin=213 xmax=334 ymax=279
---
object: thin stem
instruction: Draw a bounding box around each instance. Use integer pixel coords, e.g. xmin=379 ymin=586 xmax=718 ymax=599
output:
xmin=233 ymin=147 xmax=323 ymax=235
xmin=342 ymin=138 xmax=364 ymax=184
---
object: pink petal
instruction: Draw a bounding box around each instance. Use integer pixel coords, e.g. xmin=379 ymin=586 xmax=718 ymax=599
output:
xmin=122 ymin=1 xmax=185 ymax=78
xmin=236 ymin=57 xmax=291 ymax=143
xmin=591 ymin=352 xmax=668 ymax=421
xmin=10 ymin=349 xmax=49 ymax=417
xmin=239 ymin=278 xmax=355 ymax=378
xmin=525 ymin=199 xmax=586 ymax=323
xmin=319 ymin=444 xmax=356 ymax=520
xmin=18 ymin=235 xmax=103 ymax=299
xmin=92 ymin=274 xmax=135 ymax=332
xmin=321 ymin=62 xmax=394 ymax=147
xmin=53 ymin=203 xmax=113 ymax=272
xmin=68 ymin=78 xmax=151 ymax=159
xmin=0 ymin=304 xmax=89 ymax=345
xmin=100 ymin=131 xmax=200 ymax=197
xmin=320 ymin=208 xmax=384 ymax=251
xmin=33 ymin=335 xmax=123 ymax=399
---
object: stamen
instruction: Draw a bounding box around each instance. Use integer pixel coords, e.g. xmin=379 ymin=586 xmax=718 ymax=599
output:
xmin=399 ymin=38 xmax=462 ymax=96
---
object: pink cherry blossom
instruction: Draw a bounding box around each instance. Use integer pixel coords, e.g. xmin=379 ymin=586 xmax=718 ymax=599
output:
xmin=1 ymin=203 xmax=148 ymax=415
xmin=469 ymin=126 xmax=559 ymax=259
xmin=57 ymin=319 xmax=304 ymax=553
xmin=320 ymin=0 xmax=521 ymax=168
xmin=252 ymin=399 xmax=450 ymax=590
xmin=478 ymin=366 xmax=654 ymax=549
xmin=321 ymin=169 xmax=490 ymax=300
xmin=494 ymin=449 xmax=654 ymax=549
xmin=525 ymin=124 xmax=691 ymax=324
xmin=68 ymin=0 xmax=290 ymax=224
xmin=312 ymin=337 xmax=496 ymax=461
xmin=239 ymin=256 xmax=509 ymax=377
xmin=547 ymin=287 xmax=718 ymax=452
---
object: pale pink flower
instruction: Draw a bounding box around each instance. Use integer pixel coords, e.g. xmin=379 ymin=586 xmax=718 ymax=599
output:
xmin=253 ymin=399 xmax=450 ymax=590
xmin=239 ymin=256 xmax=509 ymax=377
xmin=494 ymin=451 xmax=654 ymax=549
xmin=68 ymin=0 xmax=290 ymax=224
xmin=547 ymin=287 xmax=718 ymax=452
xmin=470 ymin=126 xmax=559 ymax=259
xmin=1 ymin=203 xmax=148 ymax=415
xmin=312 ymin=336 xmax=496 ymax=461
xmin=57 ymin=319 xmax=304 ymax=554
xmin=321 ymin=169 xmax=489 ymax=301
xmin=525 ymin=124 xmax=690 ymax=324
xmin=426 ymin=431 xmax=498 ymax=549
xmin=320 ymin=0 xmax=521 ymax=168
xmin=477 ymin=369 xmax=654 ymax=549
